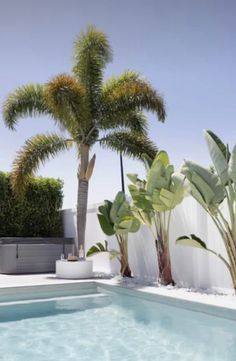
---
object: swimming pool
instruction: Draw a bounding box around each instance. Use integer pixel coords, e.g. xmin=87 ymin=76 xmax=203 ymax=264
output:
xmin=0 ymin=285 xmax=235 ymax=361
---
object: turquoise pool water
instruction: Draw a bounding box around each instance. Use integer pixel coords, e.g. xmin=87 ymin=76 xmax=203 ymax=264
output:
xmin=0 ymin=291 xmax=235 ymax=361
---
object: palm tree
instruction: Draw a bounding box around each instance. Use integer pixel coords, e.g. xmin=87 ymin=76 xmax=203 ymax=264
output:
xmin=3 ymin=26 xmax=166 ymax=255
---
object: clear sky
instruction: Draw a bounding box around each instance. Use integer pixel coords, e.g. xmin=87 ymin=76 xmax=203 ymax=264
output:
xmin=0 ymin=0 xmax=235 ymax=208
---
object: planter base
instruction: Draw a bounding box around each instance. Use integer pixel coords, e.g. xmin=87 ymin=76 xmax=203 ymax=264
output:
xmin=56 ymin=260 xmax=93 ymax=279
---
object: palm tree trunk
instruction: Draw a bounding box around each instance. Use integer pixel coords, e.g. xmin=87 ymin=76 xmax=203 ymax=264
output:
xmin=76 ymin=144 xmax=89 ymax=256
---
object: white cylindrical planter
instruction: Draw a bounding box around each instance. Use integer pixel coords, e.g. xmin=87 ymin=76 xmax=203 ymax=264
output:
xmin=90 ymin=252 xmax=111 ymax=274
xmin=56 ymin=260 xmax=93 ymax=279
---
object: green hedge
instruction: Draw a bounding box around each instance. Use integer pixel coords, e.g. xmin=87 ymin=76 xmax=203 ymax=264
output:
xmin=0 ymin=172 xmax=64 ymax=237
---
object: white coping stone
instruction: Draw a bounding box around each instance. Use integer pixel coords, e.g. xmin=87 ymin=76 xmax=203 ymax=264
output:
xmin=0 ymin=274 xmax=235 ymax=316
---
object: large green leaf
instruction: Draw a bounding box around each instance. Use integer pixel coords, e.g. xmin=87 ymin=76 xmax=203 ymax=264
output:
xmin=188 ymin=182 xmax=207 ymax=208
xmin=228 ymin=145 xmax=236 ymax=182
xmin=154 ymin=150 xmax=170 ymax=167
xmin=98 ymin=200 xmax=113 ymax=224
xmin=151 ymin=189 xmax=167 ymax=211
xmin=132 ymin=209 xmax=154 ymax=226
xmin=176 ymin=234 xmax=207 ymax=249
xmin=204 ymin=130 xmax=228 ymax=185
xmin=205 ymin=130 xmax=230 ymax=162
xmin=141 ymin=153 xmax=153 ymax=171
xmin=182 ymin=160 xmax=225 ymax=205
xmin=117 ymin=201 xmax=130 ymax=218
xmin=119 ymin=216 xmax=140 ymax=233
xmin=98 ymin=191 xmax=140 ymax=237
xmin=97 ymin=214 xmax=115 ymax=236
xmin=191 ymin=172 xmax=215 ymax=205
xmin=176 ymin=234 xmax=231 ymax=271
xmin=146 ymin=159 xmax=163 ymax=194
xmin=126 ymin=173 xmax=139 ymax=185
xmin=110 ymin=191 xmax=126 ymax=223
xmin=86 ymin=241 xmax=109 ymax=257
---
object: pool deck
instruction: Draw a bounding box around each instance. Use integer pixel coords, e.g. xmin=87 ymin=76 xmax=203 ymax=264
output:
xmin=0 ymin=273 xmax=235 ymax=314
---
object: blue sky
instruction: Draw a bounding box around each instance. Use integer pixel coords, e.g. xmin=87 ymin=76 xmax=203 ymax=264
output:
xmin=0 ymin=0 xmax=235 ymax=208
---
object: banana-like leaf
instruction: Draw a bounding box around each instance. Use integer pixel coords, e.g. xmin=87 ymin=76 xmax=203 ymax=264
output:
xmin=164 ymin=165 xmax=174 ymax=187
xmin=141 ymin=153 xmax=153 ymax=171
xmin=159 ymin=189 xmax=176 ymax=209
xmin=128 ymin=184 xmax=141 ymax=199
xmin=85 ymin=154 xmax=96 ymax=181
xmin=176 ymin=234 xmax=207 ymax=249
xmin=97 ymin=214 xmax=115 ymax=236
xmin=128 ymin=150 xmax=185 ymax=220
xmin=228 ymin=145 xmax=236 ymax=182
xmin=98 ymin=200 xmax=113 ymax=223
xmin=191 ymin=172 xmax=215 ymax=205
xmin=126 ymin=173 xmax=139 ymax=184
xmin=117 ymin=216 xmax=140 ymax=233
xmin=176 ymin=234 xmax=231 ymax=271
xmin=153 ymin=150 xmax=170 ymax=167
xmin=170 ymin=173 xmax=185 ymax=204
xmin=159 ymin=174 xmax=185 ymax=210
xmin=127 ymin=174 xmax=146 ymax=188
xmin=181 ymin=160 xmax=225 ymax=205
xmin=98 ymin=191 xmax=140 ymax=236
xmin=132 ymin=208 xmax=154 ymax=226
xmin=205 ymin=130 xmax=230 ymax=162
xmin=117 ymin=201 xmax=130 ymax=218
xmin=86 ymin=242 xmax=121 ymax=262
xmin=146 ymin=160 xmax=163 ymax=194
xmin=86 ymin=240 xmax=108 ymax=257
xmin=188 ymin=182 xmax=207 ymax=208
xmin=110 ymin=191 xmax=126 ymax=223
xmin=204 ymin=130 xmax=228 ymax=185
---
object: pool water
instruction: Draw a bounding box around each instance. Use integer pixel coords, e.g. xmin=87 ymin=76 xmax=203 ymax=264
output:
xmin=0 ymin=291 xmax=235 ymax=361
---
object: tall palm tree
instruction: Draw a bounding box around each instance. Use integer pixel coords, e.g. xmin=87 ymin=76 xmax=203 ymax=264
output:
xmin=3 ymin=26 xmax=166 ymax=254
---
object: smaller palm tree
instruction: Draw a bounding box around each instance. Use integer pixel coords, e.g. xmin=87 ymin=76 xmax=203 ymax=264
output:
xmin=3 ymin=26 xmax=166 ymax=255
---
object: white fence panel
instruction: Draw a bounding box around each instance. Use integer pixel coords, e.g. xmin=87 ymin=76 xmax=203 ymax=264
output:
xmin=63 ymin=197 xmax=232 ymax=289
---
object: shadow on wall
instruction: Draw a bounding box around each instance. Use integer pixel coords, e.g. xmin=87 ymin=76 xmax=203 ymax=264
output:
xmin=62 ymin=197 xmax=232 ymax=289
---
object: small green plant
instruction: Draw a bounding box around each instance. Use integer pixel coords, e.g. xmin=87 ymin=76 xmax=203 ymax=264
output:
xmin=176 ymin=130 xmax=236 ymax=289
xmin=87 ymin=192 xmax=140 ymax=277
xmin=127 ymin=151 xmax=185 ymax=285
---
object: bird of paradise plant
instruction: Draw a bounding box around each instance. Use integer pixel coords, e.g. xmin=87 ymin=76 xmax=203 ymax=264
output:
xmin=87 ymin=191 xmax=140 ymax=277
xmin=127 ymin=151 xmax=185 ymax=285
xmin=177 ymin=130 xmax=236 ymax=290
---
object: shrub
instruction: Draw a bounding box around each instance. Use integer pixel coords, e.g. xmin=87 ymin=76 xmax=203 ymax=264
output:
xmin=0 ymin=172 xmax=63 ymax=237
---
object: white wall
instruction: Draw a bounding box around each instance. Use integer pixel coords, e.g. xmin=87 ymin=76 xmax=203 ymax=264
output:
xmin=63 ymin=197 xmax=233 ymax=289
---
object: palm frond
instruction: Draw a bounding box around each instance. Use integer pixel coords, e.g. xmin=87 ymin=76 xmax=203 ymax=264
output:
xmin=11 ymin=133 xmax=72 ymax=197
xmin=3 ymin=84 xmax=49 ymax=130
xmin=99 ymin=131 xmax=158 ymax=160
xmin=102 ymin=70 xmax=140 ymax=88
xmin=99 ymin=110 xmax=148 ymax=135
xmin=72 ymin=25 xmax=113 ymax=118
xmin=45 ymin=74 xmax=88 ymax=137
xmin=101 ymin=71 xmax=166 ymax=122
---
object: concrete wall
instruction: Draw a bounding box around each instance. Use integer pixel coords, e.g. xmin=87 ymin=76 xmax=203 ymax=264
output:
xmin=63 ymin=198 xmax=232 ymax=289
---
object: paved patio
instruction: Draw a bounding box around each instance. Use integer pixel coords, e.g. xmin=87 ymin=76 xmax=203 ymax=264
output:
xmin=0 ymin=273 xmax=92 ymax=288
